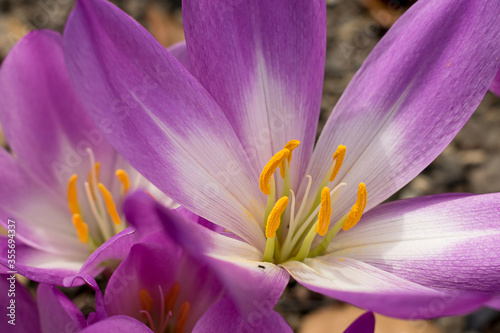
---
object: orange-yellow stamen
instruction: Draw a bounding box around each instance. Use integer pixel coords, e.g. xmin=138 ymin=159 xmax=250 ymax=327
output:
xmin=342 ymin=183 xmax=367 ymax=231
xmin=98 ymin=183 xmax=121 ymax=225
xmin=68 ymin=174 xmax=79 ymax=215
xmin=164 ymin=282 xmax=180 ymax=313
xmin=116 ymin=169 xmax=131 ymax=193
xmin=139 ymin=289 xmax=154 ymax=312
xmin=259 ymin=149 xmax=290 ymax=194
xmin=175 ymin=301 xmax=190 ymax=333
xmin=317 ymin=187 xmax=332 ymax=236
xmin=330 ymin=145 xmax=347 ymax=182
xmin=72 ymin=214 xmax=88 ymax=243
xmin=265 ymin=196 xmax=289 ymax=238
xmin=284 ymin=140 xmax=301 ymax=166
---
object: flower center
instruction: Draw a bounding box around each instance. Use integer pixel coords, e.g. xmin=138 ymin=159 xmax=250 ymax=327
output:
xmin=138 ymin=283 xmax=191 ymax=333
xmin=66 ymin=148 xmax=131 ymax=251
xmin=259 ymin=141 xmax=367 ymax=263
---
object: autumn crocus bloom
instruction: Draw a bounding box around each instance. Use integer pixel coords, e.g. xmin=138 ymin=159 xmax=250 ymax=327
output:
xmin=65 ymin=0 xmax=500 ymax=318
xmin=0 ymin=31 xmax=168 ymax=286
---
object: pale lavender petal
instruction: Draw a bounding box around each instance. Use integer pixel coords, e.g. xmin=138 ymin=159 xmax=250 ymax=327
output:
xmin=0 ymin=149 xmax=80 ymax=253
xmin=284 ymin=257 xmax=489 ymax=319
xmin=184 ymin=0 xmax=326 ymax=188
xmin=167 ymin=41 xmax=192 ymax=73
xmin=490 ymin=69 xmax=500 ymax=96
xmin=0 ymin=236 xmax=83 ymax=285
xmin=284 ymin=193 xmax=500 ymax=318
xmin=193 ymin=297 xmax=292 ymax=333
xmin=64 ymin=0 xmax=266 ymax=249
xmin=486 ymin=297 xmax=500 ymax=310
xmin=329 ymin=193 xmax=500 ymax=294
xmin=82 ymin=316 xmax=152 ymax=333
xmin=0 ymin=275 xmax=40 ymax=332
xmin=344 ymin=312 xmax=375 ymax=333
xmin=0 ymin=227 xmax=139 ymax=286
xmin=37 ymin=283 xmax=86 ymax=333
xmin=305 ymin=0 xmax=500 ymax=218
xmin=0 ymin=30 xmax=115 ymax=192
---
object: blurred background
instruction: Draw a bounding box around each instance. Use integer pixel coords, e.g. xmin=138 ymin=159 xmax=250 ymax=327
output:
xmin=0 ymin=0 xmax=499 ymax=332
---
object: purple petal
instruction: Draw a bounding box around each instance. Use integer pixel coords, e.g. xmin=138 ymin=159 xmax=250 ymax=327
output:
xmin=105 ymin=233 xmax=223 ymax=332
xmin=124 ymin=192 xmax=290 ymax=317
xmin=183 ymin=0 xmax=326 ymax=187
xmin=0 ymin=149 xmax=80 ymax=253
xmin=0 ymin=30 xmax=115 ymax=192
xmin=344 ymin=312 xmax=375 ymax=333
xmin=0 ymin=275 xmax=40 ymax=332
xmin=167 ymin=41 xmax=192 ymax=73
xmin=82 ymin=316 xmax=153 ymax=333
xmin=193 ymin=297 xmax=292 ymax=333
xmin=490 ymin=69 xmax=500 ymax=96
xmin=37 ymin=284 xmax=86 ymax=332
xmin=305 ymin=0 xmax=500 ymax=217
xmin=0 ymin=227 xmax=139 ymax=286
xmin=0 ymin=237 xmax=82 ymax=285
xmin=285 ymin=193 xmax=500 ymax=318
xmin=285 ymin=257 xmax=489 ymax=319
xmin=486 ymin=297 xmax=500 ymax=310
xmin=330 ymin=193 xmax=500 ymax=293
xmin=63 ymin=227 xmax=140 ymax=287
xmin=64 ymin=0 xmax=267 ymax=249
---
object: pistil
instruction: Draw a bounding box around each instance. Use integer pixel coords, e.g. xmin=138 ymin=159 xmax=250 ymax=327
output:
xmin=66 ymin=148 xmax=132 ymax=249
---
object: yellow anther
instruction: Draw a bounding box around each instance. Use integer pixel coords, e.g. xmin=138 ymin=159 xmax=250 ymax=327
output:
xmin=72 ymin=214 xmax=88 ymax=243
xmin=330 ymin=145 xmax=347 ymax=182
xmin=98 ymin=183 xmax=122 ymax=225
xmin=259 ymin=149 xmax=290 ymax=194
xmin=164 ymin=282 xmax=180 ymax=313
xmin=116 ymin=169 xmax=131 ymax=193
xmin=68 ymin=174 xmax=80 ymax=215
xmin=342 ymin=183 xmax=367 ymax=231
xmin=265 ymin=196 xmax=289 ymax=238
xmin=283 ymin=140 xmax=301 ymax=166
xmin=176 ymin=301 xmax=190 ymax=333
xmin=317 ymin=187 xmax=332 ymax=236
xmin=139 ymin=289 xmax=154 ymax=312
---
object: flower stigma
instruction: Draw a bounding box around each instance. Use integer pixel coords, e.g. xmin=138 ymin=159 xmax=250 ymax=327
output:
xmin=138 ymin=283 xmax=191 ymax=333
xmin=258 ymin=141 xmax=368 ymax=263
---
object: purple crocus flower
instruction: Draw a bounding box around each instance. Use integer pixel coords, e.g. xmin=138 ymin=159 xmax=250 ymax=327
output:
xmin=0 ymin=31 xmax=173 ymax=286
xmin=64 ymin=0 xmax=500 ymax=319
